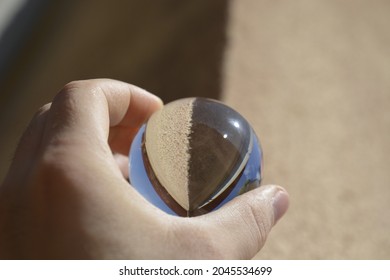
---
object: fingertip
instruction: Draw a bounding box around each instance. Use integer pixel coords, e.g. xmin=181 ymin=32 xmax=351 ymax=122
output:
xmin=269 ymin=186 xmax=289 ymax=224
xmin=247 ymin=185 xmax=289 ymax=224
xmin=192 ymin=184 xmax=289 ymax=259
xmin=128 ymin=82 xmax=163 ymax=106
xmin=152 ymin=94 xmax=164 ymax=107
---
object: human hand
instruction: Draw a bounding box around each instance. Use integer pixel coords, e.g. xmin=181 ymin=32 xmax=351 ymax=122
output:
xmin=0 ymin=79 xmax=289 ymax=259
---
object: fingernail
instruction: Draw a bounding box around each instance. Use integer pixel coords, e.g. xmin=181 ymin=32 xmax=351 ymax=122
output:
xmin=272 ymin=188 xmax=289 ymax=224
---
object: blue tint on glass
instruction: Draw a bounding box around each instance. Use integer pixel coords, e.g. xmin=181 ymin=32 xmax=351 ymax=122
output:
xmin=128 ymin=125 xmax=176 ymax=215
xmin=128 ymin=97 xmax=264 ymax=217
xmin=129 ymin=125 xmax=263 ymax=216
xmin=211 ymin=130 xmax=263 ymax=211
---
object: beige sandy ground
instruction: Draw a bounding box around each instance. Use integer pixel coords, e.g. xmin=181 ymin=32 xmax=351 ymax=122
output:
xmin=0 ymin=0 xmax=389 ymax=259
xmin=223 ymin=0 xmax=390 ymax=259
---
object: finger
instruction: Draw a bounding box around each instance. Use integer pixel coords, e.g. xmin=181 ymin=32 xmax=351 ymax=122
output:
xmin=42 ymin=79 xmax=162 ymax=154
xmin=195 ymin=185 xmax=289 ymax=259
xmin=35 ymin=79 xmax=164 ymax=216
xmin=108 ymin=85 xmax=164 ymax=154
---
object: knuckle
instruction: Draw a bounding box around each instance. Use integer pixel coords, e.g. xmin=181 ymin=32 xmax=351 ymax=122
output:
xmin=55 ymin=80 xmax=98 ymax=103
xmin=38 ymin=148 xmax=71 ymax=181
xmin=36 ymin=103 xmax=51 ymax=116
xmin=60 ymin=80 xmax=87 ymax=93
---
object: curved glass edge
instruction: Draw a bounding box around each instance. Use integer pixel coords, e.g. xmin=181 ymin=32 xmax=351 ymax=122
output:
xmin=211 ymin=130 xmax=263 ymax=211
xmin=128 ymin=124 xmax=176 ymax=216
xmin=129 ymin=125 xmax=263 ymax=216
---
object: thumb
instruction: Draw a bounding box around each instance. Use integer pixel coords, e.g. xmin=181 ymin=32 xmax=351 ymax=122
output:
xmin=199 ymin=185 xmax=289 ymax=259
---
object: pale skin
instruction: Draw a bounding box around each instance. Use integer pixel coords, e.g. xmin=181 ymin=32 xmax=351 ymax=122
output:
xmin=0 ymin=79 xmax=289 ymax=259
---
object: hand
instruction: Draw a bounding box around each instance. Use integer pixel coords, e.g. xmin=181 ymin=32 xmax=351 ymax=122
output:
xmin=0 ymin=79 xmax=289 ymax=259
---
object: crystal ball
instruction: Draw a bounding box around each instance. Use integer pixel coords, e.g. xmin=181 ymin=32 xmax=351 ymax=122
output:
xmin=129 ymin=98 xmax=263 ymax=217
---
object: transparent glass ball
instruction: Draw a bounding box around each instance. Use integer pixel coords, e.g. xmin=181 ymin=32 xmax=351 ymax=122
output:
xmin=129 ymin=98 xmax=263 ymax=217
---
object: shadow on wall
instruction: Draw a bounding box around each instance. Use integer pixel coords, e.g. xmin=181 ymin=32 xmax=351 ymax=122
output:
xmin=0 ymin=0 xmax=229 ymax=104
xmin=0 ymin=0 xmax=230 ymax=180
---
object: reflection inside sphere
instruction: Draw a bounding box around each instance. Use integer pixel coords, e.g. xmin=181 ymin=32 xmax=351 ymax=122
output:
xmin=129 ymin=98 xmax=263 ymax=217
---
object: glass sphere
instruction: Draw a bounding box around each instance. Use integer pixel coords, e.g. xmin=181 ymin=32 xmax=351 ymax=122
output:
xmin=129 ymin=98 xmax=263 ymax=217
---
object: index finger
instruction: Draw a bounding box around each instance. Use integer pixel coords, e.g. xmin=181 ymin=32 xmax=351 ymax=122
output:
xmin=43 ymin=79 xmax=163 ymax=154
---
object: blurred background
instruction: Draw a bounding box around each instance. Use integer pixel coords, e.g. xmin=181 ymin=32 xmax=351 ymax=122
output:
xmin=0 ymin=0 xmax=389 ymax=259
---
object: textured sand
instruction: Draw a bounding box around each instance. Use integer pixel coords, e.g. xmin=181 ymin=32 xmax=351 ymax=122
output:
xmin=145 ymin=98 xmax=194 ymax=211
